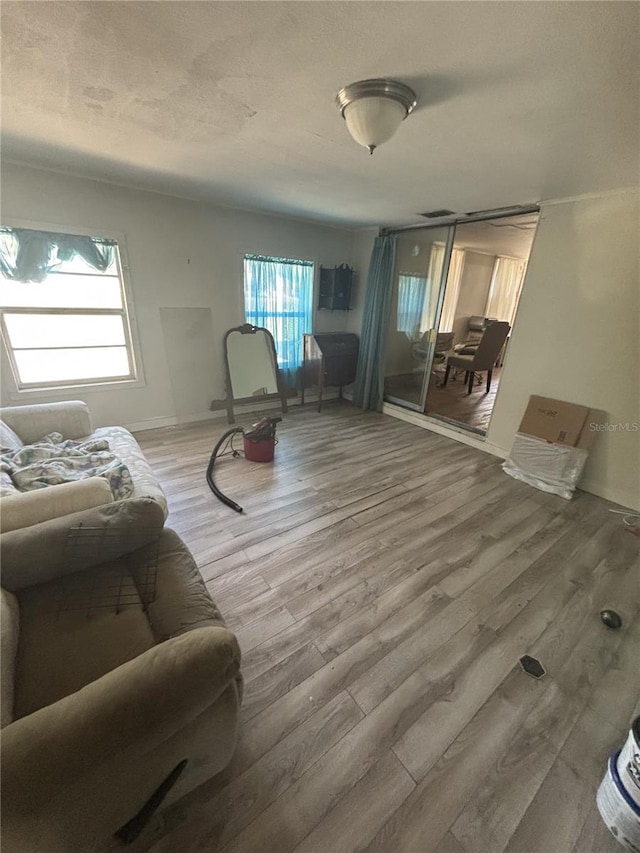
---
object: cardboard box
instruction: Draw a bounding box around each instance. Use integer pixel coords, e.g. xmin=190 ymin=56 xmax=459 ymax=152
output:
xmin=504 ymin=396 xmax=607 ymax=499
xmin=519 ymin=395 xmax=605 ymax=449
xmin=575 ymin=408 xmax=607 ymax=450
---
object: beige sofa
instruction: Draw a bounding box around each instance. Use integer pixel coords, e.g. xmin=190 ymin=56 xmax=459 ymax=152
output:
xmin=0 ymin=401 xmax=167 ymax=532
xmin=0 ymin=498 xmax=242 ymax=852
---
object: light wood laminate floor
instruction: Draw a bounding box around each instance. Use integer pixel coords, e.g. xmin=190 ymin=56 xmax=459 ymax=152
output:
xmin=385 ymin=368 xmax=502 ymax=433
xmin=133 ymin=402 xmax=639 ymax=853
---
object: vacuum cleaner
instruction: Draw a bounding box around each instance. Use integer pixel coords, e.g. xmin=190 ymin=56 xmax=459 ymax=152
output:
xmin=206 ymin=416 xmax=281 ymax=513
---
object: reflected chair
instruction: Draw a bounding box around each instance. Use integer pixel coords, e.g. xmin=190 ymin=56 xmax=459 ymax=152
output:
xmin=410 ymin=331 xmax=454 ymax=382
xmin=433 ymin=331 xmax=455 ymax=366
xmin=443 ymin=321 xmax=510 ymax=394
xmin=453 ymin=316 xmax=498 ymax=356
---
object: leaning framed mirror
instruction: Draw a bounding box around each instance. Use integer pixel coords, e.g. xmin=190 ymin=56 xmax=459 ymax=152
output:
xmin=220 ymin=323 xmax=288 ymax=424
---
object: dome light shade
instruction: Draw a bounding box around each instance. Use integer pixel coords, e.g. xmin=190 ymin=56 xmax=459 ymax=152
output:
xmin=336 ymin=79 xmax=417 ymax=154
xmin=344 ymin=98 xmax=407 ymax=151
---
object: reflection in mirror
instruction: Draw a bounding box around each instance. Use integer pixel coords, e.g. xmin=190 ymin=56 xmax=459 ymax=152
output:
xmin=397 ymin=272 xmax=429 ymax=340
xmin=384 ymin=228 xmax=451 ymax=410
xmin=227 ymin=331 xmax=278 ymax=398
xmin=222 ymin=324 xmax=288 ymax=423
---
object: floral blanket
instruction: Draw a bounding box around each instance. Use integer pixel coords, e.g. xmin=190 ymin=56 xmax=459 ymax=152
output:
xmin=0 ymin=432 xmax=134 ymax=500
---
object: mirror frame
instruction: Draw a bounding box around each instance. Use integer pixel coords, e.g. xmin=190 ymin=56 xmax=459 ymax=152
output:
xmin=222 ymin=323 xmax=288 ymax=424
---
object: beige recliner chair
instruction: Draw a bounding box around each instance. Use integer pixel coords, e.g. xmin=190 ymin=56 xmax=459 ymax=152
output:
xmin=0 ymin=498 xmax=242 ymax=852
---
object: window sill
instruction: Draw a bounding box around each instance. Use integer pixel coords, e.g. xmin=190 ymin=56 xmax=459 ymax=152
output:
xmin=7 ymin=376 xmax=146 ymax=401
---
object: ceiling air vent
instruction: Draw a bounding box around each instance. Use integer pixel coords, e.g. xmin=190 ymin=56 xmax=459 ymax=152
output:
xmin=419 ymin=209 xmax=456 ymax=219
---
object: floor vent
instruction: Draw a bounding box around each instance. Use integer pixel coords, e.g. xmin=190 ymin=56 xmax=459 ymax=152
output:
xmin=519 ymin=655 xmax=546 ymax=679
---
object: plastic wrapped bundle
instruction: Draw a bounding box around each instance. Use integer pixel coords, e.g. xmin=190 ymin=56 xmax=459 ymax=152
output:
xmin=502 ymin=433 xmax=589 ymax=500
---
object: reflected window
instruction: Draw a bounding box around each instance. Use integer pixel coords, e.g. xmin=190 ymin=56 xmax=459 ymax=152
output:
xmin=397 ymin=273 xmax=429 ymax=339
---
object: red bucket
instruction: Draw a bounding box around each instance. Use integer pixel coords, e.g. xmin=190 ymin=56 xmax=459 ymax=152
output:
xmin=243 ymin=436 xmax=275 ymax=462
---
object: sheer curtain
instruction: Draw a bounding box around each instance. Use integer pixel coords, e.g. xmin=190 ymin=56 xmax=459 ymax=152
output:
xmin=353 ymin=235 xmax=397 ymax=411
xmin=397 ymin=274 xmax=428 ymax=338
xmin=485 ymin=256 xmax=527 ymax=326
xmin=243 ymin=255 xmax=313 ymax=388
xmin=426 ymin=243 xmax=445 ymax=321
xmin=438 ymin=248 xmax=466 ymax=332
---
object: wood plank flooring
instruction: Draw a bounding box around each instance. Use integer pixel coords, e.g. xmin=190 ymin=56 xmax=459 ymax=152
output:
xmin=425 ymin=367 xmax=503 ymax=432
xmin=132 ymin=401 xmax=639 ymax=853
xmin=384 ymin=368 xmax=502 ymax=433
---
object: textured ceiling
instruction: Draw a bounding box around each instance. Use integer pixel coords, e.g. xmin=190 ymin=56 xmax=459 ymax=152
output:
xmin=1 ymin=1 xmax=638 ymax=227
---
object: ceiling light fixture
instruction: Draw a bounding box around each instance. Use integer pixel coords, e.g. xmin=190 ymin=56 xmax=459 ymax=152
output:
xmin=336 ymin=79 xmax=417 ymax=155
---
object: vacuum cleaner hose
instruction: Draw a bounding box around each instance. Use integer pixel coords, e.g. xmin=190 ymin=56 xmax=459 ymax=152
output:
xmin=206 ymin=427 xmax=245 ymax=513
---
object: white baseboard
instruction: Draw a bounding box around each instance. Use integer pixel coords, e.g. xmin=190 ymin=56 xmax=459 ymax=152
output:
xmin=125 ymin=411 xmax=221 ymax=432
xmin=381 ymin=402 xmax=508 ymax=459
xmin=126 ymin=390 xmax=339 ymax=433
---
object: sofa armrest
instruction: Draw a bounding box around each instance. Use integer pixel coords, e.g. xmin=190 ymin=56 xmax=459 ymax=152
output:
xmin=0 ymin=401 xmax=91 ymax=444
xmin=0 ymin=498 xmax=165 ymax=591
xmin=1 ymin=626 xmax=241 ymax=851
xmin=0 ymin=478 xmax=114 ymax=533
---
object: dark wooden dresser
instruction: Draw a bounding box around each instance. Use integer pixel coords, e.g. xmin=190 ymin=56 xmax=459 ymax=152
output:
xmin=301 ymin=333 xmax=359 ymax=411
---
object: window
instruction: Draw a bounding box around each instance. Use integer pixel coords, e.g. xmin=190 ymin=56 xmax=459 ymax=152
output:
xmin=397 ymin=273 xmax=429 ymax=338
xmin=485 ymin=256 xmax=527 ymax=327
xmin=0 ymin=227 xmax=137 ymax=390
xmin=243 ymin=254 xmax=313 ymax=385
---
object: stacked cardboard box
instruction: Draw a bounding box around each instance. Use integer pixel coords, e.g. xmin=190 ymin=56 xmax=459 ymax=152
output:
xmin=503 ymin=395 xmax=606 ymax=499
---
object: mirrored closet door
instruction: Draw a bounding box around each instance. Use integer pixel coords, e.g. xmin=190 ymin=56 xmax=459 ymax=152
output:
xmin=383 ymin=226 xmax=454 ymax=411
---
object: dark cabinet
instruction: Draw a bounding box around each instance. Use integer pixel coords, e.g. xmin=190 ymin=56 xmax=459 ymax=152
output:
xmin=318 ymin=265 xmax=353 ymax=311
xmin=301 ymin=333 xmax=359 ymax=411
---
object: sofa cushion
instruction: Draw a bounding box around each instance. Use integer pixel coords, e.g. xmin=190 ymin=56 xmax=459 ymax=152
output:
xmin=1 ymin=588 xmax=20 ymax=727
xmin=11 ymin=527 xmax=229 ymax=720
xmin=0 ymin=402 xmax=91 ymax=445
xmin=14 ymin=565 xmax=156 ymax=719
xmin=0 ymin=420 xmax=23 ymax=453
xmin=93 ymin=426 xmax=168 ymax=517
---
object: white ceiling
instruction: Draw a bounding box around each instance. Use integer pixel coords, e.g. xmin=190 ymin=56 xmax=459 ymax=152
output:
xmin=2 ymin=2 xmax=638 ymax=228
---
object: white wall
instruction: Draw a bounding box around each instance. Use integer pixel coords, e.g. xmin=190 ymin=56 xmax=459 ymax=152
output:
xmin=5 ymin=167 xmax=635 ymax=507
xmin=0 ymin=164 xmax=355 ymax=428
xmin=487 ymin=191 xmax=639 ymax=509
